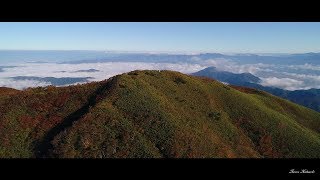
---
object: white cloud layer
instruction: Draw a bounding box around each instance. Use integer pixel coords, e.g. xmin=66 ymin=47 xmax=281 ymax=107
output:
xmin=0 ymin=78 xmax=52 ymax=90
xmin=0 ymin=62 xmax=206 ymax=89
xmin=260 ymin=77 xmax=305 ymax=90
xmin=201 ymin=59 xmax=274 ymax=75
xmin=288 ymin=63 xmax=320 ymax=71
xmin=1 ymin=59 xmax=320 ymax=91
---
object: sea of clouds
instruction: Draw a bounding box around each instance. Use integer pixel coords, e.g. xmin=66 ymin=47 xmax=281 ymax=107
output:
xmin=1 ymin=58 xmax=320 ymax=90
xmin=0 ymin=62 xmax=206 ymax=89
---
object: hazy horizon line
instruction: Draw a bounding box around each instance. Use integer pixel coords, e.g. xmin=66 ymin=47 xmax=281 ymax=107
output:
xmin=0 ymin=49 xmax=319 ymax=55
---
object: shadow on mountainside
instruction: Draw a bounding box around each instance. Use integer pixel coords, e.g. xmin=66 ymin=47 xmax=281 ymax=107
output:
xmin=34 ymin=77 xmax=117 ymax=158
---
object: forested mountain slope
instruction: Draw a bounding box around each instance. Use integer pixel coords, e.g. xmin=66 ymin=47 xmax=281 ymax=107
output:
xmin=0 ymin=70 xmax=319 ymax=158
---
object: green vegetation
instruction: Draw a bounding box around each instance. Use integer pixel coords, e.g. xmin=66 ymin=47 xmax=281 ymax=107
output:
xmin=0 ymin=70 xmax=320 ymax=158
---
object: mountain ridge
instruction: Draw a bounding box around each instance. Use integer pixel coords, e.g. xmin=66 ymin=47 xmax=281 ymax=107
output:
xmin=0 ymin=70 xmax=320 ymax=158
xmin=192 ymin=66 xmax=320 ymax=112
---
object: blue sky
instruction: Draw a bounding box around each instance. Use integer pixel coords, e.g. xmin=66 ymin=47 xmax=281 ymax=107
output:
xmin=0 ymin=22 xmax=320 ymax=53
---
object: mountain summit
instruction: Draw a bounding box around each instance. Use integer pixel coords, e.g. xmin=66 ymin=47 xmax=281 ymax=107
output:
xmin=0 ymin=70 xmax=320 ymax=158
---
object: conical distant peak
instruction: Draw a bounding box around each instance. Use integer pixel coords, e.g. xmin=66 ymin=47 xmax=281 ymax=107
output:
xmin=203 ymin=66 xmax=218 ymax=71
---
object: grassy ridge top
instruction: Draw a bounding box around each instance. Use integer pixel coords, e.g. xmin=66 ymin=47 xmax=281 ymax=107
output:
xmin=0 ymin=87 xmax=20 ymax=96
xmin=0 ymin=70 xmax=320 ymax=158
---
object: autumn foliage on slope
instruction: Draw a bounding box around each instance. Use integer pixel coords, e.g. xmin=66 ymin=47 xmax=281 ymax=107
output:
xmin=0 ymin=70 xmax=320 ymax=158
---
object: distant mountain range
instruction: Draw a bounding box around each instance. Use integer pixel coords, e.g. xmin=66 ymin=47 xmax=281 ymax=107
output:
xmin=61 ymin=52 xmax=320 ymax=65
xmin=192 ymin=67 xmax=261 ymax=84
xmin=1 ymin=50 xmax=320 ymax=65
xmin=192 ymin=67 xmax=320 ymax=112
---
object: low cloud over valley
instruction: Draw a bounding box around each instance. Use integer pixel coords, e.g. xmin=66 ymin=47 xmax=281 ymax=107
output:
xmin=0 ymin=58 xmax=320 ymax=90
